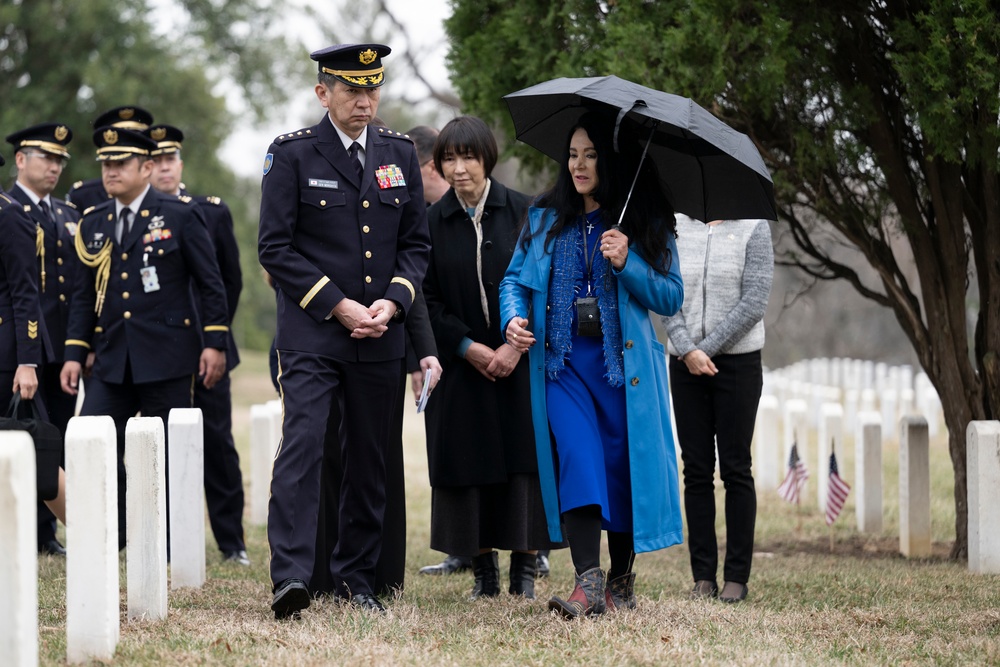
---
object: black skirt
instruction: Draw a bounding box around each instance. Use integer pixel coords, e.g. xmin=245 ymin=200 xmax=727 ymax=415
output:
xmin=429 ymin=473 xmax=566 ymax=556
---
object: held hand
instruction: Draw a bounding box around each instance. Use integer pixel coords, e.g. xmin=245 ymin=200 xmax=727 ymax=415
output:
xmin=60 ymin=361 xmax=82 ymax=396
xmin=465 ymin=342 xmax=497 ymax=381
xmin=200 ymin=348 xmax=227 ymax=389
xmin=13 ymin=366 xmax=38 ymax=400
xmin=411 ymin=355 xmax=443 ymax=403
xmin=332 ymin=298 xmax=375 ymax=333
xmin=351 ymin=299 xmax=396 ymax=339
xmin=505 ymin=317 xmax=535 ymax=354
xmin=84 ymin=352 xmax=96 ymax=377
xmin=683 ymin=349 xmax=718 ymax=376
xmin=486 ymin=341 xmax=521 ymax=378
xmin=600 ymin=228 xmax=629 ymax=271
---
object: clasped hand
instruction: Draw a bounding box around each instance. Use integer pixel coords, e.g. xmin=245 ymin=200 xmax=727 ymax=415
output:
xmin=333 ymin=298 xmax=397 ymax=339
xmin=466 ymin=340 xmax=522 ymax=381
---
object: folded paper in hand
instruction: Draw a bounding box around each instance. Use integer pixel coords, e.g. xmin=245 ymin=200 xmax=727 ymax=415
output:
xmin=416 ymin=368 xmax=434 ymax=413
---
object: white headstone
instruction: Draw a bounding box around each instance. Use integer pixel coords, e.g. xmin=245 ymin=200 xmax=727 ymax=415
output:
xmin=0 ymin=433 xmax=37 ymax=667
xmin=125 ymin=417 xmax=167 ymax=620
xmin=855 ymin=411 xmax=883 ymax=533
xmin=66 ymin=416 xmax=119 ymax=664
xmin=168 ymin=408 xmax=205 ymax=589
xmin=968 ymin=421 xmax=1000 ymax=574
xmin=881 ymin=389 xmax=898 ymax=437
xmin=899 ymin=416 xmax=931 ymax=558
xmin=754 ymin=395 xmax=780 ymax=490
xmin=250 ymin=403 xmax=276 ymax=525
xmin=817 ymin=403 xmax=844 ymax=510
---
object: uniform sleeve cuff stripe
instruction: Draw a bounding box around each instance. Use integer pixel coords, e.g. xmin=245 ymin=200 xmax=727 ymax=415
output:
xmin=390 ymin=277 xmax=415 ymax=303
xmin=204 ymin=325 xmax=230 ymax=332
xmin=299 ymin=276 xmax=330 ymax=309
xmin=65 ymin=339 xmax=91 ymax=349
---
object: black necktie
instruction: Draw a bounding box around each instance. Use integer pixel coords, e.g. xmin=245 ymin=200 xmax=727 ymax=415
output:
xmin=349 ymin=141 xmax=364 ymax=180
xmin=38 ymin=200 xmax=56 ymax=232
xmin=118 ymin=208 xmax=132 ymax=244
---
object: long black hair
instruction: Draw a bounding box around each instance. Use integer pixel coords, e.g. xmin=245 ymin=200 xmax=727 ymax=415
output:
xmin=526 ymin=112 xmax=676 ymax=275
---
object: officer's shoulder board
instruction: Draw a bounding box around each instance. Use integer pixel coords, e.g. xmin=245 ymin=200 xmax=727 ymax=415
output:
xmin=62 ymin=199 xmax=78 ymax=210
xmin=71 ymin=180 xmax=84 ymax=190
xmin=377 ymin=127 xmax=414 ymax=144
xmin=82 ymin=205 xmax=97 ymax=216
xmin=177 ymin=195 xmax=193 ymax=204
xmin=199 ymin=195 xmax=222 ymax=206
xmin=273 ymin=128 xmax=314 ymax=145
xmin=0 ymin=193 xmax=12 ymax=206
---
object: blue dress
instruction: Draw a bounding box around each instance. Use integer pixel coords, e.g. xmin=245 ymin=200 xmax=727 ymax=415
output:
xmin=545 ymin=209 xmax=631 ymax=532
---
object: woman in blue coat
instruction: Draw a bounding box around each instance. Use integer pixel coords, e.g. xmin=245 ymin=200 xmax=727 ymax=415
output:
xmin=499 ymin=113 xmax=684 ymax=618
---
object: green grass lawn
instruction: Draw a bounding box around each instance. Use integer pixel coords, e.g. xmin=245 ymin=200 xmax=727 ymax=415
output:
xmin=35 ymin=351 xmax=1000 ymax=665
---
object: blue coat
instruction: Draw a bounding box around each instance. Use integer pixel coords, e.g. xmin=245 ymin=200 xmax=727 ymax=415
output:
xmin=499 ymin=206 xmax=685 ymax=553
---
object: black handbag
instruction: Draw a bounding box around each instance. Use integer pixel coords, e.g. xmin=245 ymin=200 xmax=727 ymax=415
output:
xmin=0 ymin=395 xmax=62 ymax=500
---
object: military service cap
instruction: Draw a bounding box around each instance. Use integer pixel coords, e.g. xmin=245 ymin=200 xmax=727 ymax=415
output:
xmin=145 ymin=124 xmax=184 ymax=155
xmin=310 ymin=43 xmax=391 ymax=88
xmin=92 ymin=106 xmax=154 ymax=131
xmin=92 ymin=127 xmax=157 ymax=161
xmin=5 ymin=122 xmax=73 ymax=159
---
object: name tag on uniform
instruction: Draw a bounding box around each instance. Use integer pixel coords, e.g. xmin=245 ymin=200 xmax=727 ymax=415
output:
xmin=375 ymin=164 xmax=405 ymax=189
xmin=308 ymin=178 xmax=339 ymax=189
xmin=140 ymin=266 xmax=161 ymax=293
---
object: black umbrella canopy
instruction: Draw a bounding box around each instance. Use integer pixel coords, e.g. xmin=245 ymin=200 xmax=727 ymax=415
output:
xmin=503 ymin=75 xmax=777 ymax=222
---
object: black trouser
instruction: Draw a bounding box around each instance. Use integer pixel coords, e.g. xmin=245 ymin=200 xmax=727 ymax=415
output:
xmin=38 ymin=363 xmax=71 ymax=546
xmin=81 ymin=370 xmax=193 ymax=550
xmin=194 ymin=372 xmax=246 ymax=553
xmin=268 ymin=350 xmax=399 ymax=597
xmin=669 ymin=351 xmax=762 ymax=585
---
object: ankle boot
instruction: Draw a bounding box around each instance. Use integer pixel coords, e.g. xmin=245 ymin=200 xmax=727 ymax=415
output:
xmin=469 ymin=551 xmax=500 ymax=600
xmin=547 ymin=567 xmax=606 ymax=619
xmin=605 ymin=572 xmax=637 ymax=610
xmin=508 ymin=552 xmax=537 ymax=599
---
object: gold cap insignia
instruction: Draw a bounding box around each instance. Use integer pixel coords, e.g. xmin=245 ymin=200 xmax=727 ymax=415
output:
xmin=104 ymin=129 xmax=119 ymax=144
xmin=55 ymin=126 xmax=69 ymax=141
xmin=359 ymin=48 xmax=377 ymax=65
xmin=151 ymin=127 xmax=167 ymax=141
xmin=119 ymin=108 xmax=135 ymax=120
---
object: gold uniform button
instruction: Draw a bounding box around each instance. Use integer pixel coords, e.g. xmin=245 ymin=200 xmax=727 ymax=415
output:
xmin=394 ymin=198 xmax=399 ymax=204
xmin=625 ymin=340 xmax=634 ymax=349
xmin=121 ymin=252 xmax=128 ymax=261
xmin=124 ymin=311 xmax=132 ymax=319
xmin=58 ymin=295 xmax=66 ymax=302
xmin=365 ymin=276 xmax=372 ymax=284
xmin=122 ymin=292 xmax=130 ymax=300
xmin=365 ymin=251 xmax=372 ymax=259
xmin=363 ymin=225 xmax=370 ymax=233
xmin=320 ymin=199 xmax=326 ymax=206
xmin=121 ymin=272 xmax=128 ymax=280
xmin=57 ymin=240 xmax=63 ymax=248
xmin=630 ymin=377 xmax=639 ymax=386
xmin=58 ymin=276 xmax=65 ymax=284
xmin=362 ymin=200 xmax=370 ymax=209
xmin=0 ymin=317 xmax=3 ymax=324
xmin=184 ymin=318 xmax=191 ymax=326
xmin=158 ymin=249 xmax=164 ymax=255
xmin=57 ymin=257 xmax=64 ymax=266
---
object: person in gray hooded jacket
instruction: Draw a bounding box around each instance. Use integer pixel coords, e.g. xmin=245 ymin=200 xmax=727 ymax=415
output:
xmin=662 ymin=214 xmax=773 ymax=604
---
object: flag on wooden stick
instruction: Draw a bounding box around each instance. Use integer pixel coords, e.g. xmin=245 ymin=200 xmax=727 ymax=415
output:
xmin=825 ymin=450 xmax=851 ymax=525
xmin=777 ymin=442 xmax=809 ymax=504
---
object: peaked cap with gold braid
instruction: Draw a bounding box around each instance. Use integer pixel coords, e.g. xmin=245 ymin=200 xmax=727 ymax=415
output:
xmin=310 ymin=43 xmax=391 ymax=88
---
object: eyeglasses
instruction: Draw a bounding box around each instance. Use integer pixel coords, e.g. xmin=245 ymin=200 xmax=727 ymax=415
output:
xmin=23 ymin=150 xmax=67 ymax=166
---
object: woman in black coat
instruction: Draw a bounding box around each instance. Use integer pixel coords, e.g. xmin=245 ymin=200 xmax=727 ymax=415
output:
xmin=422 ymin=116 xmax=557 ymax=600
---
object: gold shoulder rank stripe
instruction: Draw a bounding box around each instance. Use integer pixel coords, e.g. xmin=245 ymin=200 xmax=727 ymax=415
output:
xmin=299 ymin=276 xmax=330 ymax=309
xmin=390 ymin=276 xmax=415 ymax=303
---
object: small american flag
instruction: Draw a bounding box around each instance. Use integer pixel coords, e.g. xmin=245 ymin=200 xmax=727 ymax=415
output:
xmin=825 ymin=450 xmax=851 ymax=525
xmin=777 ymin=443 xmax=809 ymax=504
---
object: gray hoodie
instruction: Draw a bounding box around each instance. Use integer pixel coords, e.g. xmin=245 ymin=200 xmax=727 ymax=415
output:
xmin=663 ymin=215 xmax=773 ymax=358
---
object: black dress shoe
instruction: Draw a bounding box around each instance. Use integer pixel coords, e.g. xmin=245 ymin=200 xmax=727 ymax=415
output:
xmin=38 ymin=539 xmax=66 ymax=556
xmin=418 ymin=554 xmax=472 ymax=575
xmin=343 ymin=593 xmax=386 ymax=613
xmin=223 ymin=550 xmax=251 ymax=566
xmin=271 ymin=578 xmax=310 ymax=620
xmin=719 ymin=582 xmax=748 ymax=603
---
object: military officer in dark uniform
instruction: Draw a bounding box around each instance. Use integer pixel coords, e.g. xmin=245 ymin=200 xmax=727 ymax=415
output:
xmin=60 ymin=127 xmax=230 ymax=549
xmin=5 ymin=122 xmax=81 ymax=555
xmin=145 ymin=122 xmax=249 ymax=566
xmin=65 ymin=106 xmax=154 ymax=211
xmin=258 ymin=43 xmax=430 ymax=619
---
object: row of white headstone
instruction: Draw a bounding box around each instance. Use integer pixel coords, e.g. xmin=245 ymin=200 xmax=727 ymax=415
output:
xmin=751 ymin=390 xmax=1000 ymax=574
xmin=0 ymin=409 xmax=207 ymax=667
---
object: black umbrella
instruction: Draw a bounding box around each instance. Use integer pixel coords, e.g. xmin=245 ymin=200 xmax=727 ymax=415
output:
xmin=503 ymin=75 xmax=777 ymax=222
